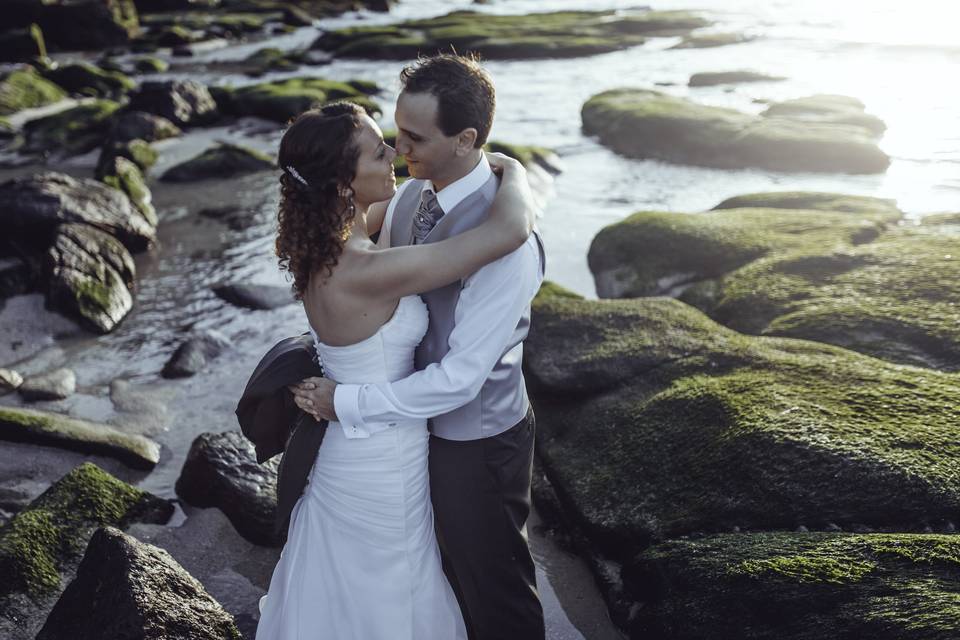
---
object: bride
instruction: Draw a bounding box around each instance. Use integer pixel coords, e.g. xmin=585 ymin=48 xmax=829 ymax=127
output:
xmin=255 ymin=101 xmax=537 ymax=639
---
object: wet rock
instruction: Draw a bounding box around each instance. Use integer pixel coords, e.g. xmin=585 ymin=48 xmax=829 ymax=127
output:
xmin=176 ymin=430 xmax=280 ymax=546
xmin=213 ymin=283 xmax=294 ymax=310
xmin=215 ymin=76 xmax=381 ymax=123
xmin=97 ymin=138 xmax=158 ymax=174
xmin=45 ymin=223 xmax=137 ymax=333
xmin=96 ymin=156 xmax=156 ymax=226
xmin=162 ymin=329 xmax=230 ymax=378
xmin=37 ymin=526 xmax=242 ymax=640
xmin=160 ymin=141 xmax=274 ymax=182
xmin=0 ymin=255 xmax=34 ymax=298
xmin=590 ymin=193 xmax=960 ymax=370
xmin=126 ymin=79 xmax=219 ymax=128
xmin=18 ymin=367 xmax=75 ymax=400
xmin=0 ymin=171 xmax=155 ymax=251
xmin=135 ymin=0 xmax=221 ymax=11
xmin=0 ymin=66 xmax=66 ymax=116
xmin=671 ymin=32 xmax=755 ymax=49
xmin=108 ymin=109 xmax=182 ymax=143
xmin=526 ymin=283 xmax=960 ymax=553
xmin=41 ymin=61 xmax=134 ymax=98
xmin=0 ymin=369 xmax=24 ymax=394
xmin=131 ymin=55 xmax=169 ymax=73
xmin=625 ymin=532 xmax=960 ymax=639
xmin=763 ymin=94 xmax=887 ymax=136
xmin=242 ymin=46 xmax=302 ymax=76
xmin=0 ymin=406 xmax=161 ymax=468
xmin=0 ymin=24 xmax=48 ymax=63
xmin=198 ymin=204 xmax=256 ymax=230
xmin=313 ymin=8 xmax=709 ymax=60
xmin=21 ymin=99 xmax=121 ymax=156
xmin=581 ymin=89 xmax=890 ymax=174
xmin=689 ymin=70 xmax=786 ymax=87
xmin=0 ymin=463 xmax=172 ymax=639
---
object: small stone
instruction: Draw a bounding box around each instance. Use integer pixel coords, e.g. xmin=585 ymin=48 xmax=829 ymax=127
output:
xmin=825 ymin=522 xmax=842 ymax=532
xmin=946 ymin=521 xmax=957 ymax=533
xmin=0 ymin=368 xmax=24 ymax=394
xmin=795 ymin=525 xmax=809 ymax=533
xmin=213 ymin=283 xmax=294 ymax=310
xmin=162 ymin=330 xmax=230 ymax=379
xmin=19 ymin=367 xmax=76 ymax=401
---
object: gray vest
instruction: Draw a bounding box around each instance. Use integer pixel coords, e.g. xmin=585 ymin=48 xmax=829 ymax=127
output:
xmin=391 ymin=175 xmax=545 ymax=441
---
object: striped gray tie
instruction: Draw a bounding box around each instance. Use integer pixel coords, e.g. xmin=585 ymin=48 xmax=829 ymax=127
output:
xmin=413 ymin=189 xmax=444 ymax=244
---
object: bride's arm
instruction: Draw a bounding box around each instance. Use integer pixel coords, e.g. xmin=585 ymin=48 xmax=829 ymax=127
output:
xmin=347 ymin=153 xmax=537 ymax=300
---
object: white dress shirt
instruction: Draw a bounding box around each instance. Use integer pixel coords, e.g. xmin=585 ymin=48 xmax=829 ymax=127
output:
xmin=333 ymin=155 xmax=544 ymax=434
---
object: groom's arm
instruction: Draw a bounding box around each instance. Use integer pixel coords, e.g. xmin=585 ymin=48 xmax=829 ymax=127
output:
xmin=333 ymin=235 xmax=543 ymax=428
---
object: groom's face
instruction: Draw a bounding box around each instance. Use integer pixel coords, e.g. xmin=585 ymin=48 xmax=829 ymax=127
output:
xmin=394 ymin=90 xmax=459 ymax=182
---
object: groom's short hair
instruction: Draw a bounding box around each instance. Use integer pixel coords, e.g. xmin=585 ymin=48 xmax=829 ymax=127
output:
xmin=399 ymin=53 xmax=495 ymax=147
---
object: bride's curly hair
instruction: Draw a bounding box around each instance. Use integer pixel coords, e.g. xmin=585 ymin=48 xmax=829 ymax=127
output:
xmin=276 ymin=101 xmax=366 ymax=300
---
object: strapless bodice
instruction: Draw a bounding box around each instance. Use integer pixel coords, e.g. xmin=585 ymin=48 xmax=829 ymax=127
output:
xmin=308 ymin=295 xmax=429 ymax=386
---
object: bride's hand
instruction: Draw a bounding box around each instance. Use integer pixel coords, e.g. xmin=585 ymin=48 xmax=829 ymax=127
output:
xmin=289 ymin=376 xmax=338 ymax=422
xmin=485 ymin=150 xmax=523 ymax=178
xmin=484 ymin=151 xmax=536 ymax=241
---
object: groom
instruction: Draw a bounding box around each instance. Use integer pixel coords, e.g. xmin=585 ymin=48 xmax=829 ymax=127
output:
xmin=294 ymin=53 xmax=546 ymax=639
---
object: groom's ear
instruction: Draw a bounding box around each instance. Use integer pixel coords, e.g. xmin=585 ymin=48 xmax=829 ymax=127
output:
xmin=454 ymin=128 xmax=479 ymax=156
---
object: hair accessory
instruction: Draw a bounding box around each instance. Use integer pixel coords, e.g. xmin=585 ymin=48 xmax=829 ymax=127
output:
xmin=285 ymin=165 xmax=309 ymax=186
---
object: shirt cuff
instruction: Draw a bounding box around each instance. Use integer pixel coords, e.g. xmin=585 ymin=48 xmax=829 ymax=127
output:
xmin=333 ymin=383 xmax=369 ymax=439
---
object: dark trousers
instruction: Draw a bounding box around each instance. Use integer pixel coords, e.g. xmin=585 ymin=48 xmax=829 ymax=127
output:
xmin=429 ymin=407 xmax=545 ymax=640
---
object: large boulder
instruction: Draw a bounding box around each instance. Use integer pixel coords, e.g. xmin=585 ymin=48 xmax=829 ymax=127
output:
xmin=626 ymin=532 xmax=960 ymax=639
xmin=0 ymin=463 xmax=172 ymax=639
xmin=21 ymin=99 xmax=121 ymax=156
xmin=0 ymin=406 xmax=161 ymax=468
xmin=215 ymin=76 xmax=381 ymax=123
xmin=0 ymin=171 xmax=155 ymax=252
xmin=45 ymin=223 xmax=137 ymax=333
xmin=526 ymin=285 xmax=960 ymax=555
xmin=0 ymin=66 xmax=65 ymax=116
xmin=0 ymin=24 xmax=47 ymax=62
xmin=40 ymin=0 xmax=139 ymax=51
xmin=588 ymin=193 xmax=960 ymax=370
xmin=37 ymin=526 xmax=242 ymax=640
xmin=126 ymin=79 xmax=219 ymax=127
xmin=313 ymin=9 xmax=709 ymax=60
xmin=175 ymin=430 xmax=281 ymax=546
xmin=160 ymin=141 xmax=274 ymax=182
xmin=581 ymin=89 xmax=890 ymax=174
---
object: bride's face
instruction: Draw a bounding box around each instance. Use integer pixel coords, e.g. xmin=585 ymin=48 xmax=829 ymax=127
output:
xmin=349 ymin=115 xmax=397 ymax=208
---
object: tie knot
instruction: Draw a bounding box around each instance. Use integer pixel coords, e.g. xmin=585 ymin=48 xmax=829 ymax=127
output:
xmin=413 ymin=188 xmax=445 ymax=243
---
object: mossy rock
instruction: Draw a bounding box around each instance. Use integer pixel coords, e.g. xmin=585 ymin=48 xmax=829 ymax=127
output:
xmin=526 ymin=288 xmax=960 ymax=555
xmin=140 ymin=10 xmax=276 ymax=38
xmin=98 ymin=156 xmax=156 ymax=225
xmin=712 ymin=191 xmax=901 ymax=214
xmin=671 ymin=32 xmax=755 ymax=49
xmin=0 ymin=405 xmax=159 ymax=467
xmin=689 ymin=70 xmax=786 ymax=87
xmin=626 ymin=532 xmax=960 ymax=639
xmin=0 ymin=67 xmax=66 ymax=116
xmin=23 ymin=99 xmax=121 ymax=155
xmin=0 ymin=462 xmax=172 ymax=603
xmin=160 ymin=141 xmax=275 ymax=181
xmin=31 ymin=0 xmax=140 ymax=51
xmin=587 ymin=195 xmax=899 ymax=298
xmin=0 ymin=23 xmax=47 ymax=63
xmin=581 ymin=89 xmax=890 ymax=174
xmin=131 ymin=55 xmax=169 ymax=74
xmin=41 ymin=62 xmax=134 ymax=99
xmin=313 ymin=9 xmax=709 ymax=60
xmin=97 ymin=138 xmax=158 ymax=174
xmin=216 ymin=76 xmax=380 ymax=123
xmin=589 ymin=194 xmax=960 ymax=370
xmin=762 ymin=94 xmax=887 ymax=136
xmin=242 ymin=46 xmax=302 ymax=76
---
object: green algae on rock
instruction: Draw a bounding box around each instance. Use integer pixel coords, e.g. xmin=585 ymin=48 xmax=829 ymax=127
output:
xmin=160 ymin=141 xmax=275 ymax=181
xmin=0 ymin=405 xmax=160 ymax=467
xmin=525 ymin=286 xmax=960 ymax=554
xmin=98 ymin=156 xmax=156 ymax=225
xmin=625 ymin=532 xmax=960 ymax=639
xmin=0 ymin=24 xmax=48 ymax=62
xmin=581 ymin=89 xmax=889 ymax=174
xmin=214 ymin=76 xmax=381 ymax=123
xmin=0 ymin=67 xmax=66 ymax=116
xmin=589 ymin=193 xmax=960 ymax=370
xmin=0 ymin=462 xmax=172 ymax=602
xmin=22 ymin=99 xmax=121 ymax=155
xmin=41 ymin=62 xmax=134 ymax=99
xmin=312 ymin=9 xmax=709 ymax=60
xmin=762 ymin=94 xmax=887 ymax=136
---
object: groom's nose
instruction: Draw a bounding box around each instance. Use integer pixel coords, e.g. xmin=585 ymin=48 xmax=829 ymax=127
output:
xmin=395 ymin=133 xmax=412 ymax=156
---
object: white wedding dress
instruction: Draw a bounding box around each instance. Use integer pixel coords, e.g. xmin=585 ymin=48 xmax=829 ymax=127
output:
xmin=255 ymin=294 xmax=467 ymax=640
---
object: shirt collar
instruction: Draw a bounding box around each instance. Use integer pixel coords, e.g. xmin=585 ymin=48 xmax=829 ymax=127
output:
xmin=421 ymin=154 xmax=492 ymax=213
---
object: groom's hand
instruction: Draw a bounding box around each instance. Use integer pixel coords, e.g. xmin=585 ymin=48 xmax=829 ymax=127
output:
xmin=289 ymin=377 xmax=338 ymax=422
